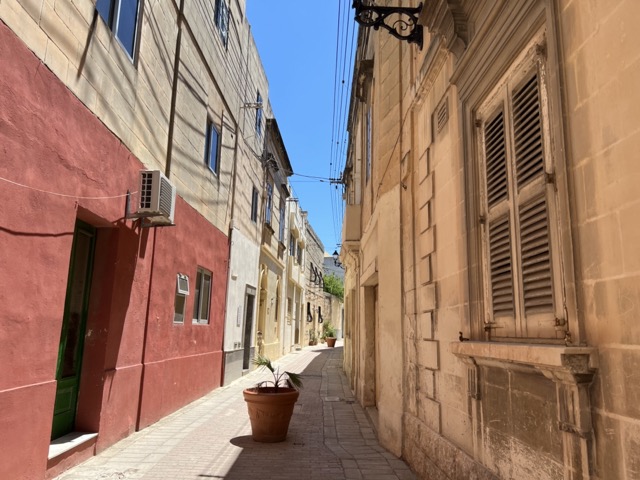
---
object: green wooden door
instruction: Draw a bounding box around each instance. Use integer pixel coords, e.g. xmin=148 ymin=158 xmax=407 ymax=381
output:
xmin=51 ymin=221 xmax=96 ymax=440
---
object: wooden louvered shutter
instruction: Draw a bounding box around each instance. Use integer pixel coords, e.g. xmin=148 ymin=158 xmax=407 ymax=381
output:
xmin=512 ymin=70 xmax=555 ymax=337
xmin=482 ymin=108 xmax=517 ymax=337
xmin=489 ymin=216 xmax=514 ymax=318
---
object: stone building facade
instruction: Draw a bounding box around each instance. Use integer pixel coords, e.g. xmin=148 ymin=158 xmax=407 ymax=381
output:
xmin=283 ymin=198 xmax=307 ymax=351
xmin=305 ymin=221 xmax=326 ymax=344
xmin=256 ymin=119 xmax=293 ymax=360
xmin=341 ymin=1 xmax=640 ymax=479
xmin=0 ymin=0 xmax=281 ymax=477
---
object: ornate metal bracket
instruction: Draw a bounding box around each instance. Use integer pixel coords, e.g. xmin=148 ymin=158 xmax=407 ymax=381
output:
xmin=353 ymin=0 xmax=423 ymax=49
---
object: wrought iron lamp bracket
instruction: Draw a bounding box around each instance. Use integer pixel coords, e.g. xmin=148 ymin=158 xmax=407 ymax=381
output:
xmin=353 ymin=1 xmax=423 ymax=49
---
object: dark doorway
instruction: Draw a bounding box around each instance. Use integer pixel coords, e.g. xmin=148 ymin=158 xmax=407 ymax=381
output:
xmin=242 ymin=287 xmax=256 ymax=370
xmin=51 ymin=221 xmax=96 ymax=439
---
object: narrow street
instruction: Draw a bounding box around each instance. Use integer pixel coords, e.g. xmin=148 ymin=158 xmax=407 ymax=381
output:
xmin=54 ymin=345 xmax=415 ymax=480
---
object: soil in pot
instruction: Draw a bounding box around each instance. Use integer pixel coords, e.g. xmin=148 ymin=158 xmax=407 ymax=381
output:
xmin=243 ymin=387 xmax=300 ymax=442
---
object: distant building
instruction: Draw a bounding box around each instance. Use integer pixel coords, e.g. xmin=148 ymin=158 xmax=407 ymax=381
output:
xmin=256 ymin=119 xmax=293 ymax=360
xmin=304 ymin=221 xmax=325 ymax=345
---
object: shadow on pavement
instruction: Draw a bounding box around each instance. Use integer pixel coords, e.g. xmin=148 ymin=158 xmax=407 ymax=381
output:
xmin=224 ymin=347 xmax=346 ymax=480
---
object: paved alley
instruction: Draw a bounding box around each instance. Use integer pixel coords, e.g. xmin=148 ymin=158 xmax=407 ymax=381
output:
xmin=55 ymin=344 xmax=416 ymax=480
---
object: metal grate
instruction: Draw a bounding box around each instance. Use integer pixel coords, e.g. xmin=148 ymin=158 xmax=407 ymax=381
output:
xmin=159 ymin=175 xmax=173 ymax=216
xmin=437 ymin=100 xmax=449 ymax=132
xmin=139 ymin=171 xmax=154 ymax=210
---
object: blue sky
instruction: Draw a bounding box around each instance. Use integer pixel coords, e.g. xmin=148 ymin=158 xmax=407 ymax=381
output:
xmin=246 ymin=1 xmax=356 ymax=254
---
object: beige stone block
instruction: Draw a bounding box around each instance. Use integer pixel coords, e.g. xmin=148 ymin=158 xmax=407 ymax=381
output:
xmin=417 ymin=339 xmax=439 ymax=370
xmin=577 ymin=213 xmax=623 ymax=280
xmin=19 ymin=0 xmax=43 ymax=23
xmin=419 ymin=368 xmax=436 ymax=399
xmin=0 ymin=0 xmax=48 ymax=59
xmin=418 ymin=256 xmax=431 ymax=286
xmin=417 ymin=147 xmax=430 ymax=181
xmin=620 ymin=202 xmax=640 ymax=273
xmin=591 ymin=276 xmax=640 ymax=345
xmin=418 ymin=396 xmax=441 ymax=433
xmin=53 ymin=0 xmax=91 ymax=45
xmin=39 ymin=0 xmax=80 ymax=59
xmin=65 ymin=70 xmax=98 ymax=112
xmin=44 ymin=38 xmax=69 ymax=83
xmin=598 ymin=347 xmax=640 ymax=419
xmin=404 ymin=288 xmax=416 ymax=316
xmin=418 ymin=173 xmax=433 ymax=208
xmin=418 ymin=203 xmax=430 ymax=233
xmin=419 ymin=227 xmax=435 ymax=259
xmin=418 ymin=311 xmax=433 ymax=340
xmin=418 ymin=282 xmax=436 ymax=312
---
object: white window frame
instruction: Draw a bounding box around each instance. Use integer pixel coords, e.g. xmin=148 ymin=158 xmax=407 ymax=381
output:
xmin=193 ymin=267 xmax=212 ymax=325
xmin=96 ymin=0 xmax=141 ymax=61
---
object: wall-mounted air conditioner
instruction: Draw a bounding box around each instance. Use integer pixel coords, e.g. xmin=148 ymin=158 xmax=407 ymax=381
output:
xmin=137 ymin=170 xmax=176 ymax=225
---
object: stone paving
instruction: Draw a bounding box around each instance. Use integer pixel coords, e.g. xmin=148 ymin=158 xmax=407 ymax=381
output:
xmin=55 ymin=343 xmax=416 ymax=480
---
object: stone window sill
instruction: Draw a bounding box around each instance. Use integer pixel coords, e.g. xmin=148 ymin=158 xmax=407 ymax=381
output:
xmin=450 ymin=341 xmax=598 ymax=376
xmin=48 ymin=432 xmax=98 ymax=460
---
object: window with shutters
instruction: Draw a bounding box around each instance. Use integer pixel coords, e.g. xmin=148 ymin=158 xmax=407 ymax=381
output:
xmin=476 ymin=36 xmax=564 ymax=341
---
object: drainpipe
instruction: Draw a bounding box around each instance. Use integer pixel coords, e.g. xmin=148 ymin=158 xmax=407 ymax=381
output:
xmin=397 ymin=30 xmax=408 ymax=455
xmin=221 ymin=20 xmax=253 ymax=383
xmin=136 ymin=0 xmax=184 ymax=430
xmin=164 ymin=0 xmax=185 ymax=178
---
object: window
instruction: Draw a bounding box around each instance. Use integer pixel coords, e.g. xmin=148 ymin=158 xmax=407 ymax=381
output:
xmin=214 ymin=0 xmax=230 ymax=46
xmin=205 ymin=120 xmax=220 ymax=174
xmin=174 ymin=274 xmax=189 ymax=324
xmin=289 ymin=233 xmax=296 ymax=257
xmin=265 ymin=182 xmax=273 ymax=225
xmin=255 ymin=91 xmax=263 ymax=136
xmin=193 ymin=268 xmax=212 ymax=324
xmin=297 ymin=244 xmax=303 ymax=265
xmin=476 ymin=38 xmax=562 ymax=340
xmin=278 ymin=198 xmax=286 ymax=242
xmin=96 ymin=0 xmax=140 ymax=59
xmin=307 ymin=302 xmax=313 ymax=322
xmin=251 ymin=186 xmax=259 ymax=223
xmin=318 ymin=306 xmax=323 ymax=324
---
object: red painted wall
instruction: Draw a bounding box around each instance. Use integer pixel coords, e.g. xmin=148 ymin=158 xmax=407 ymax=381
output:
xmin=0 ymin=20 xmax=227 ymax=479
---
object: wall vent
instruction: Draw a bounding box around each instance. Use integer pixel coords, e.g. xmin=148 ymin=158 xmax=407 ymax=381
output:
xmin=436 ymin=99 xmax=449 ymax=132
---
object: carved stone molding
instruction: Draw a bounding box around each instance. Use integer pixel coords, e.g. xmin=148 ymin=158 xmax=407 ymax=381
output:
xmin=418 ymin=0 xmax=469 ymax=56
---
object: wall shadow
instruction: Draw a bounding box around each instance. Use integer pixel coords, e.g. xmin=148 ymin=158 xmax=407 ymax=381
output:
xmin=221 ymin=347 xmax=346 ymax=479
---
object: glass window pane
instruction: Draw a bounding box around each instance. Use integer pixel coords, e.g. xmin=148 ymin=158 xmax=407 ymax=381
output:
xmin=96 ymin=0 xmax=113 ymax=24
xmin=116 ymin=0 xmax=139 ymax=58
xmin=194 ymin=271 xmax=202 ymax=321
xmin=208 ymin=124 xmax=219 ymax=173
xmin=201 ymin=273 xmax=212 ymax=322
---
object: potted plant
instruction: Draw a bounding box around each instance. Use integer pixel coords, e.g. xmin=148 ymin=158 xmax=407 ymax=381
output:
xmin=243 ymin=355 xmax=303 ymax=443
xmin=308 ymin=328 xmax=317 ymax=346
xmin=323 ymin=322 xmax=337 ymax=347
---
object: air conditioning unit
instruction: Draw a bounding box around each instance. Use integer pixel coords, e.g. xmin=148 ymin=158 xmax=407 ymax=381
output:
xmin=137 ymin=170 xmax=176 ymax=225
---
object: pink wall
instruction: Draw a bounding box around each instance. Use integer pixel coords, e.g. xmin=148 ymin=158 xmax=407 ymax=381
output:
xmin=0 ymin=20 xmax=228 ymax=479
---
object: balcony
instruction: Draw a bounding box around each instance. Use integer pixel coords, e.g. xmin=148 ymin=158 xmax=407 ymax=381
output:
xmin=342 ymin=204 xmax=362 ymax=243
xmin=288 ymin=256 xmax=303 ymax=285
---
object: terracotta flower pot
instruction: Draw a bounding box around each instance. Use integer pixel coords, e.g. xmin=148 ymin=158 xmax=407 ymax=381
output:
xmin=243 ymin=387 xmax=300 ymax=442
xmin=326 ymin=337 xmax=337 ymax=347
